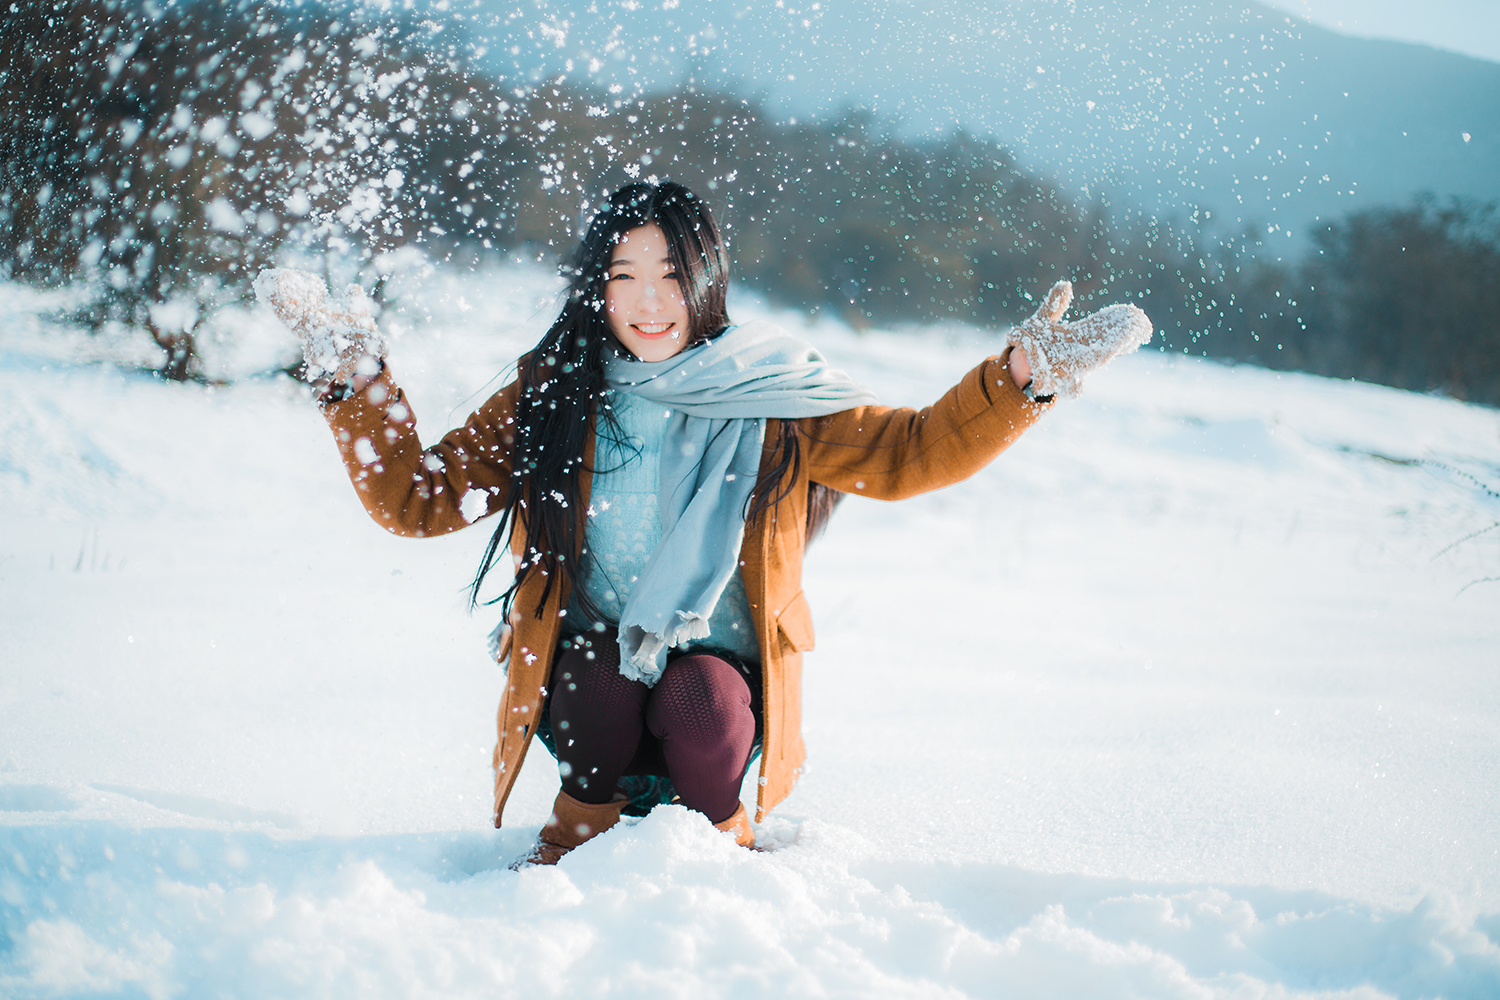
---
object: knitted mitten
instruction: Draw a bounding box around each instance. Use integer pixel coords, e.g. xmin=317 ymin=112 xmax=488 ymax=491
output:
xmin=1006 ymin=280 xmax=1153 ymax=400
xmin=254 ymin=267 xmax=385 ymax=383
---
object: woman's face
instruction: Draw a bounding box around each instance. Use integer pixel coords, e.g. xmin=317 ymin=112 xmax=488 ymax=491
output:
xmin=604 ymin=224 xmax=692 ymax=362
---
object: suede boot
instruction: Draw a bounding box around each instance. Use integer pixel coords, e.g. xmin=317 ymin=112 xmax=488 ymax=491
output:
xmin=516 ymin=790 xmax=628 ymax=867
xmin=714 ymin=802 xmax=756 ymax=849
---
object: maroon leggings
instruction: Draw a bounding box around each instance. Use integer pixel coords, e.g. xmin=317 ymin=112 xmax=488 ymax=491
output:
xmin=548 ymin=633 xmax=757 ymax=825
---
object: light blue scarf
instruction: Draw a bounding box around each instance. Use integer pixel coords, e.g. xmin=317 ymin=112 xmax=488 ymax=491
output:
xmin=601 ymin=319 xmax=879 ymax=684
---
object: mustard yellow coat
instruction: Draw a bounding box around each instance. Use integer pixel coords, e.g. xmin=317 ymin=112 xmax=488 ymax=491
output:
xmin=321 ymin=347 xmax=1046 ymax=825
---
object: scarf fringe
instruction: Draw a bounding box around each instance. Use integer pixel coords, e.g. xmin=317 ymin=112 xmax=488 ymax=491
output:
xmin=619 ymin=641 xmax=664 ymax=684
xmin=618 ymin=612 xmax=713 ymax=685
xmin=665 ymin=610 xmax=712 ymax=646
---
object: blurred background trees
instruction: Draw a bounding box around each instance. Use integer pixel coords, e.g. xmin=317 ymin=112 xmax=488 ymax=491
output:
xmin=2 ymin=0 xmax=1497 ymax=403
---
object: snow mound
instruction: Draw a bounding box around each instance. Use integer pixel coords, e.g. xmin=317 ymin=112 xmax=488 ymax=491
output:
xmin=2 ymin=811 xmax=1496 ymax=998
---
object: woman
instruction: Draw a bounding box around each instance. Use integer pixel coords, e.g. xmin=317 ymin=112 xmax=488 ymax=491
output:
xmin=259 ymin=182 xmax=1150 ymax=863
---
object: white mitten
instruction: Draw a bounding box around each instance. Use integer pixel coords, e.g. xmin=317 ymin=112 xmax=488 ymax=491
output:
xmin=1006 ymin=280 xmax=1153 ymax=400
xmin=254 ymin=267 xmax=385 ymax=383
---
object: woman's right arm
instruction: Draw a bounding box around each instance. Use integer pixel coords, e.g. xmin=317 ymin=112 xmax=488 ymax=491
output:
xmin=320 ymin=366 xmax=521 ymax=538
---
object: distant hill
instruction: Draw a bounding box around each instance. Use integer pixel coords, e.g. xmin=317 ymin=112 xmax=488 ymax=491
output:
xmin=469 ymin=0 xmax=1500 ymax=245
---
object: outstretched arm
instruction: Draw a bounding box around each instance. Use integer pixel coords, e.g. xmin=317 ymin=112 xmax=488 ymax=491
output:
xmin=797 ymin=280 xmax=1150 ymax=499
xmin=800 ymin=346 xmax=1048 ymax=501
xmin=319 ymin=368 xmax=521 ymax=538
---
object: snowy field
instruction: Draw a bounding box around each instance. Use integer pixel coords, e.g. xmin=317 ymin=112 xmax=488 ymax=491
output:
xmin=2 ymin=259 xmax=1498 ymax=998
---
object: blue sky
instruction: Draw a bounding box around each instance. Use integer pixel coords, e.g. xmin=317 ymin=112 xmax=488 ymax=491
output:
xmin=1260 ymin=0 xmax=1500 ymax=63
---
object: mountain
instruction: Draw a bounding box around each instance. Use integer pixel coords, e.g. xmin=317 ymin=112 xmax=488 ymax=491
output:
xmin=463 ymin=0 xmax=1500 ymax=243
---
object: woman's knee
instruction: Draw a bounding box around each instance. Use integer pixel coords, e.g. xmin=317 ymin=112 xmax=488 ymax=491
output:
xmin=550 ymin=638 xmax=639 ymax=711
xmin=646 ymin=654 xmax=754 ymax=747
xmin=548 ymin=637 xmax=650 ymax=803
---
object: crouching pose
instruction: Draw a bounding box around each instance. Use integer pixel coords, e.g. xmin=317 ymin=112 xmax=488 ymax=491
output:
xmin=259 ymin=182 xmax=1151 ymax=864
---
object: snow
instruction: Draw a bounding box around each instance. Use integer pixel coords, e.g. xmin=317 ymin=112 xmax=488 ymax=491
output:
xmin=2 ymin=262 xmax=1498 ymax=998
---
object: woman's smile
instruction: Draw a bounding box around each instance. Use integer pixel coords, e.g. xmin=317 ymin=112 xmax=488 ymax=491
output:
xmin=631 ymin=321 xmax=676 ymax=338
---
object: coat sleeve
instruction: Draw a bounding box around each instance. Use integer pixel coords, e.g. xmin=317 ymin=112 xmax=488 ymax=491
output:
xmin=320 ymin=367 xmax=521 ymax=537
xmin=797 ymin=348 xmax=1048 ymax=501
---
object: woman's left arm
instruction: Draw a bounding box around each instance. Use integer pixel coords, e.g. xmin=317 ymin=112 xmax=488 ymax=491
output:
xmin=798 ymin=346 xmax=1046 ymax=500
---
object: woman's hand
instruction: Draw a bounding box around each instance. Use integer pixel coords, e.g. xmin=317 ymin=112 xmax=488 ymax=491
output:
xmin=1007 ymin=281 xmax=1153 ymax=399
xmin=255 ymin=268 xmax=386 ymax=385
xmin=487 ymin=608 xmax=522 ymax=667
xmin=347 ymin=372 xmax=379 ymax=394
xmin=1008 ymin=345 xmax=1033 ymax=388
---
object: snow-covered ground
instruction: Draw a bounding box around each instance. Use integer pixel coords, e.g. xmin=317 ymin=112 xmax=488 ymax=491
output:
xmin=2 ymin=260 xmax=1498 ymax=998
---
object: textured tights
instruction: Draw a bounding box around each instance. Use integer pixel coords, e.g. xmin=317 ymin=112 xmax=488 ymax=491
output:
xmin=548 ymin=635 xmax=756 ymax=825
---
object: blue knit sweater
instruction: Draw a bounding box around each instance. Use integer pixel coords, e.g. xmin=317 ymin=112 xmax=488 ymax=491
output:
xmin=565 ymin=390 xmax=760 ymax=664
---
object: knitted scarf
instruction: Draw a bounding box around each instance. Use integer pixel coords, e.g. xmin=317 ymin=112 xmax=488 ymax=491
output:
xmin=601 ymin=319 xmax=879 ymax=684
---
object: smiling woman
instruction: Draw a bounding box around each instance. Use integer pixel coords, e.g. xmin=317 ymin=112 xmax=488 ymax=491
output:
xmin=259 ymin=181 xmax=1152 ymax=868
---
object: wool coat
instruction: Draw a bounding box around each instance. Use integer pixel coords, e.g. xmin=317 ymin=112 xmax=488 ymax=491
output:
xmin=320 ymin=346 xmax=1047 ymax=826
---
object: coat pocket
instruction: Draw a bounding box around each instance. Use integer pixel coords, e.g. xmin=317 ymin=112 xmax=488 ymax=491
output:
xmin=775 ymin=590 xmax=816 ymax=652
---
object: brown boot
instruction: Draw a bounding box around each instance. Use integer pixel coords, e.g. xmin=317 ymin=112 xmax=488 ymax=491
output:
xmin=515 ymin=790 xmax=628 ymax=867
xmin=714 ymin=802 xmax=756 ymax=849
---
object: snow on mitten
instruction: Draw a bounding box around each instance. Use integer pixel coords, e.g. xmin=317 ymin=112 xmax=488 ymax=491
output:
xmin=1006 ymin=280 xmax=1153 ymax=400
xmin=254 ymin=267 xmax=385 ymax=383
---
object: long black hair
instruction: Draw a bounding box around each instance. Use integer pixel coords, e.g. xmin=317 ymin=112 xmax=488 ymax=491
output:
xmin=469 ymin=182 xmax=840 ymax=620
